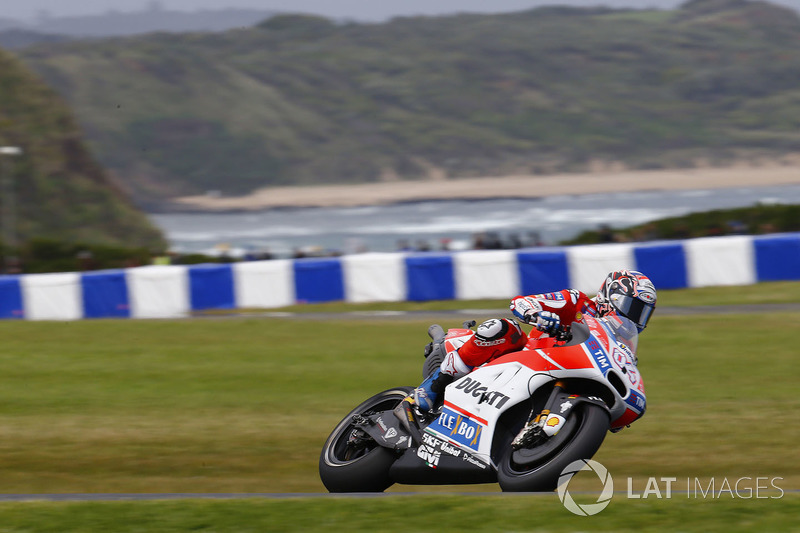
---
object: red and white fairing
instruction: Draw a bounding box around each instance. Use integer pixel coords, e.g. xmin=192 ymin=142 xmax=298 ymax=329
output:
xmin=425 ymin=315 xmax=646 ymax=466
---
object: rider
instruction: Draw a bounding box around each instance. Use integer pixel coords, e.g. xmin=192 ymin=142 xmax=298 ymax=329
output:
xmin=396 ymin=270 xmax=657 ymax=422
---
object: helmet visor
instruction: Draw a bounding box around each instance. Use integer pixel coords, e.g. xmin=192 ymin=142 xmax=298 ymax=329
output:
xmin=611 ymin=294 xmax=655 ymax=330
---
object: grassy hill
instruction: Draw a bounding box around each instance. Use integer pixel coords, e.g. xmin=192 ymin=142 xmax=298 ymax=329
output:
xmin=13 ymin=0 xmax=800 ymax=206
xmin=0 ymin=49 xmax=166 ymax=257
xmin=563 ymin=202 xmax=800 ymax=244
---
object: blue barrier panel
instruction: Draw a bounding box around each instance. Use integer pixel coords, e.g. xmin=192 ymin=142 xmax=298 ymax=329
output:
xmin=81 ymin=270 xmax=130 ymax=318
xmin=189 ymin=263 xmax=236 ymax=310
xmin=517 ymin=248 xmax=570 ymax=295
xmin=405 ymin=254 xmax=455 ymax=301
xmin=754 ymin=233 xmax=800 ymax=282
xmin=0 ymin=275 xmax=24 ymax=319
xmin=294 ymin=258 xmax=345 ymax=303
xmin=633 ymin=242 xmax=688 ymax=290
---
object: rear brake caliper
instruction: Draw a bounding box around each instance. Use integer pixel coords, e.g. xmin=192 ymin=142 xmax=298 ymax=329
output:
xmin=347 ymin=414 xmax=372 ymax=446
xmin=351 ymin=414 xmax=370 ymax=426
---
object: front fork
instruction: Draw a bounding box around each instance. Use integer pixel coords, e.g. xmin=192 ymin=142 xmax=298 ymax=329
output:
xmin=512 ymin=380 xmax=576 ymax=449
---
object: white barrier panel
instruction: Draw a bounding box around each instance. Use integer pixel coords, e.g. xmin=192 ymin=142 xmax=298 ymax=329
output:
xmin=454 ymin=250 xmax=520 ymax=300
xmin=567 ymin=243 xmax=636 ymax=294
xmin=685 ymin=235 xmax=756 ymax=287
xmin=342 ymin=253 xmax=406 ymax=303
xmin=21 ymin=272 xmax=82 ymax=321
xmin=127 ymin=265 xmax=190 ymax=319
xmin=233 ymin=259 xmax=295 ymax=309
xmin=5 ymin=233 xmax=794 ymax=321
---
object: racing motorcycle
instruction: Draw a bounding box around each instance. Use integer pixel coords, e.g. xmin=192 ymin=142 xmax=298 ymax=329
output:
xmin=319 ymin=314 xmax=646 ymax=492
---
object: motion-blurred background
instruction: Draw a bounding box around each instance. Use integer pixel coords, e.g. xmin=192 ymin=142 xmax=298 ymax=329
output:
xmin=0 ymin=5 xmax=799 ymax=529
xmin=2 ymin=0 xmax=800 ymax=272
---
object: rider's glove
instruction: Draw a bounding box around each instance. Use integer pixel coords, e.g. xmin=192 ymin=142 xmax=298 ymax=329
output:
xmin=526 ymin=310 xmax=561 ymax=336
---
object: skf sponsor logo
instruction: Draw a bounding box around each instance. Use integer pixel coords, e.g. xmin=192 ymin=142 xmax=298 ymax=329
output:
xmin=422 ymin=432 xmax=462 ymax=458
xmin=454 ymin=377 xmax=511 ymax=408
xmin=421 ymin=432 xmax=489 ymax=470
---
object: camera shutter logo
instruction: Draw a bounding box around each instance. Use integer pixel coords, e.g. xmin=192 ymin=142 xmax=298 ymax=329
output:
xmin=557 ymin=459 xmax=614 ymax=516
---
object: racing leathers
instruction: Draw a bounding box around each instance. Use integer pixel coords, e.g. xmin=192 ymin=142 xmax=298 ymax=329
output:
xmin=509 ymin=289 xmax=598 ymax=337
xmin=400 ymin=289 xmax=600 ymax=418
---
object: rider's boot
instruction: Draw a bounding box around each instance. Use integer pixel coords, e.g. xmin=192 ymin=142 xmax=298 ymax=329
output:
xmin=393 ymin=395 xmax=419 ymax=435
xmin=394 ymin=369 xmax=453 ymax=433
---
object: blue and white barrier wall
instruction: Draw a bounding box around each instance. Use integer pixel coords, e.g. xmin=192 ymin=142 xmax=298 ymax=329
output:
xmin=1 ymin=233 xmax=798 ymax=320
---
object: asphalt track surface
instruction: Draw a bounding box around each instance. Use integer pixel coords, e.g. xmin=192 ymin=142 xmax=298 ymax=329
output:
xmin=0 ymin=493 xmax=403 ymax=502
xmin=7 ymin=302 xmax=798 ymax=503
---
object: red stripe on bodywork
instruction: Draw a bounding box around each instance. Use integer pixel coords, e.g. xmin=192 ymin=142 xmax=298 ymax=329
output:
xmin=611 ymin=407 xmax=641 ymax=429
xmin=443 ymin=400 xmax=488 ymax=426
xmin=544 ymin=346 xmax=593 ymax=370
xmin=488 ymin=345 xmax=593 ymax=372
xmin=486 ymin=349 xmax=560 ymax=372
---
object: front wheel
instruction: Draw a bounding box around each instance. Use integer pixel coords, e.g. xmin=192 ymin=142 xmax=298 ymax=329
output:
xmin=497 ymin=403 xmax=610 ymax=492
xmin=319 ymin=387 xmax=413 ymax=492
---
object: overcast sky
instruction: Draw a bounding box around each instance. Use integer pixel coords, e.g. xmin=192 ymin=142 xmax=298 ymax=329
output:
xmin=5 ymin=0 xmax=688 ymax=23
xmin=6 ymin=0 xmax=800 ymax=23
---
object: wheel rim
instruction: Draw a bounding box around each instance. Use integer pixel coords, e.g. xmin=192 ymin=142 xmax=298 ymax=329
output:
xmin=506 ymin=409 xmax=585 ymax=475
xmin=332 ymin=427 xmax=376 ymax=464
xmin=324 ymin=392 xmax=406 ymax=466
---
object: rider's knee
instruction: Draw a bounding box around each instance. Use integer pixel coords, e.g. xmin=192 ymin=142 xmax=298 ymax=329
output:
xmin=458 ymin=318 xmax=525 ymax=367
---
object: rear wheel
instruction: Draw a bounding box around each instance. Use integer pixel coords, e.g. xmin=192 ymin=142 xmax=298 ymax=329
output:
xmin=319 ymin=387 xmax=413 ymax=492
xmin=497 ymin=403 xmax=610 ymax=492
xmin=422 ymin=349 xmax=444 ymax=378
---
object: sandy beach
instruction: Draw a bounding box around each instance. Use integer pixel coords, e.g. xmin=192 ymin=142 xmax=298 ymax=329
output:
xmin=173 ymin=165 xmax=800 ymax=211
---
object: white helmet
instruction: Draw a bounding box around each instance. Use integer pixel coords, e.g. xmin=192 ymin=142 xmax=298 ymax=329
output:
xmin=595 ymin=270 xmax=657 ymax=332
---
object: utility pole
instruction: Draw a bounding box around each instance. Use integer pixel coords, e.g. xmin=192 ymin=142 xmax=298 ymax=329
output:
xmin=0 ymin=146 xmax=23 ymax=274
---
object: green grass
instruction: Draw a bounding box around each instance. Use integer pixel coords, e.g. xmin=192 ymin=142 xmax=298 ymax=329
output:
xmin=654 ymin=280 xmax=800 ymax=307
xmin=0 ymin=495 xmax=798 ymax=532
xmin=17 ymin=1 xmax=800 ymax=204
xmin=0 ymin=282 xmax=798 ymax=529
xmin=564 ymin=204 xmax=800 ymax=245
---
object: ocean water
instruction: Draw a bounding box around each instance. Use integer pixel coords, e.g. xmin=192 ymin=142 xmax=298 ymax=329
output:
xmin=149 ymin=184 xmax=800 ymax=258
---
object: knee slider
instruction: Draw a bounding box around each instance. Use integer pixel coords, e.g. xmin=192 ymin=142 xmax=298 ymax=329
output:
xmin=475 ymin=318 xmax=523 ymax=344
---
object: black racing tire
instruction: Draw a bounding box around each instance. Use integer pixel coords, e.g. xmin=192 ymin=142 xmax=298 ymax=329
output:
xmin=319 ymin=387 xmax=413 ymax=493
xmin=496 ymin=403 xmax=610 ymax=492
xmin=422 ymin=325 xmax=446 ymax=378
xmin=422 ymin=349 xmax=444 ymax=379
